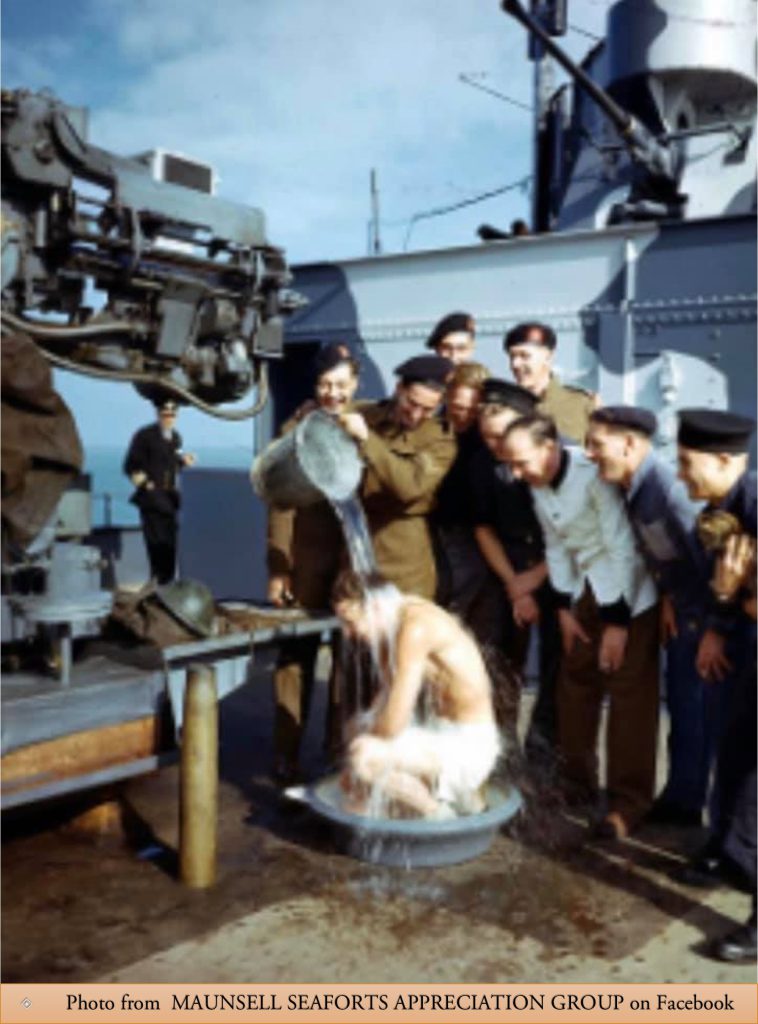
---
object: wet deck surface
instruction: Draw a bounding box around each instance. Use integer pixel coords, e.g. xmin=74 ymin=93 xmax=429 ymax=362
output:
xmin=2 ymin=665 xmax=755 ymax=984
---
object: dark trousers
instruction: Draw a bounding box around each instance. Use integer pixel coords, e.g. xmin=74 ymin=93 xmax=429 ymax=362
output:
xmin=661 ymin=608 xmax=735 ymax=822
xmin=525 ymin=590 xmax=561 ymax=757
xmin=140 ymin=509 xmax=177 ymax=584
xmin=716 ymin=626 xmax=757 ymax=900
xmin=558 ymin=591 xmax=660 ymax=827
xmin=434 ymin=525 xmax=489 ymax=619
xmin=468 ymin=574 xmax=561 ymax=750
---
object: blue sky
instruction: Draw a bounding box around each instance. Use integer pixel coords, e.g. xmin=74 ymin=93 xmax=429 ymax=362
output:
xmin=2 ymin=0 xmax=605 ymax=449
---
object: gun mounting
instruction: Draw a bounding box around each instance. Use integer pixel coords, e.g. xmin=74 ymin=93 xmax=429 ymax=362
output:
xmin=1 ymin=89 xmax=305 ymax=419
xmin=501 ymin=0 xmax=686 ymax=219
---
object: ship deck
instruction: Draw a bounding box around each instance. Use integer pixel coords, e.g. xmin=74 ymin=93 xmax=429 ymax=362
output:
xmin=2 ymin=660 xmax=754 ymax=985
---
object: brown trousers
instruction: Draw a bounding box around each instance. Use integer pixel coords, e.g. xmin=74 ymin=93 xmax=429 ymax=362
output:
xmin=558 ymin=589 xmax=660 ymax=827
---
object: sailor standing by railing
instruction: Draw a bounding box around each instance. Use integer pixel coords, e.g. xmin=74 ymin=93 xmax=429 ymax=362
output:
xmin=123 ymin=398 xmax=196 ymax=584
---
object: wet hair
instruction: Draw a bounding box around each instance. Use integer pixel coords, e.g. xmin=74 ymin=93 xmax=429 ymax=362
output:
xmin=503 ymin=322 xmax=556 ymax=352
xmin=502 ymin=411 xmax=558 ymax=447
xmin=331 ymin=569 xmax=390 ymax=607
xmin=447 ymin=361 xmax=490 ymax=391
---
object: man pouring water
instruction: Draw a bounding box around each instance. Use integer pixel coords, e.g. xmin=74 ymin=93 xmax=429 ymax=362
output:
xmin=336 ymin=355 xmax=457 ymax=599
xmin=332 ymin=570 xmax=501 ymax=820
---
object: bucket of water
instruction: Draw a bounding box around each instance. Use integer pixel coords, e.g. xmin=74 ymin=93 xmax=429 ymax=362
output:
xmin=251 ymin=410 xmax=363 ymax=508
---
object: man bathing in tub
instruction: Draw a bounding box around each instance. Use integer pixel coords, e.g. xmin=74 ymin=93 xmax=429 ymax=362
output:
xmin=332 ymin=570 xmax=500 ymax=819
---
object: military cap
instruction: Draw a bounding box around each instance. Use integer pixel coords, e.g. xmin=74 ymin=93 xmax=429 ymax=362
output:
xmin=394 ymin=355 xmax=453 ymax=389
xmin=480 ymin=377 xmax=538 ymax=415
xmin=503 ymin=321 xmax=556 ymax=351
xmin=678 ymin=408 xmax=755 ymax=454
xmin=156 ymin=398 xmax=178 ymax=413
xmin=313 ymin=341 xmax=357 ymax=377
xmin=425 ymin=311 xmax=475 ymax=350
xmin=590 ymin=405 xmax=657 ymax=437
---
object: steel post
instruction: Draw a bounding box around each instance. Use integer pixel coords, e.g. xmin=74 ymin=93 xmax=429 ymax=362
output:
xmin=179 ymin=664 xmax=218 ymax=888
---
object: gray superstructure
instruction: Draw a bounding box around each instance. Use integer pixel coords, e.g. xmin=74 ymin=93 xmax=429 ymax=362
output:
xmin=555 ymin=0 xmax=756 ymax=229
xmin=1 ymin=0 xmax=755 ymax=805
xmin=276 ymin=0 xmax=756 ymax=459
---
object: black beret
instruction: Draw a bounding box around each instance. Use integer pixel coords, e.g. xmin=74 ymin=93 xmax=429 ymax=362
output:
xmin=677 ymin=408 xmax=755 ymax=454
xmin=394 ymin=355 xmax=453 ymax=389
xmin=313 ymin=342 xmax=356 ymax=377
xmin=425 ymin=311 xmax=475 ymax=350
xmin=480 ymin=377 xmax=538 ymax=415
xmin=590 ymin=405 xmax=657 ymax=437
xmin=503 ymin=321 xmax=556 ymax=352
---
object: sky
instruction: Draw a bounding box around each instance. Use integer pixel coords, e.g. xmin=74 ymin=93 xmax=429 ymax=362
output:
xmin=2 ymin=0 xmax=607 ymax=450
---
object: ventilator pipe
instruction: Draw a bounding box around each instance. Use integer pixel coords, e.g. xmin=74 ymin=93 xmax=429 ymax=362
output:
xmin=179 ymin=664 xmax=218 ymax=889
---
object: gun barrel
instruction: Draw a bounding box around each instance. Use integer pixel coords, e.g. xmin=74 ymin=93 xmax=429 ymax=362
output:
xmin=501 ymin=0 xmax=633 ymax=137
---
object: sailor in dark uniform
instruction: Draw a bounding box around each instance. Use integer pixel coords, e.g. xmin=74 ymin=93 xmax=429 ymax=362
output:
xmin=469 ymin=379 xmax=561 ymax=754
xmin=586 ymin=406 xmax=730 ymax=827
xmin=123 ymin=399 xmax=196 ymax=584
xmin=676 ymin=408 xmax=756 ymax=963
xmin=432 ymin=361 xmax=490 ymax=618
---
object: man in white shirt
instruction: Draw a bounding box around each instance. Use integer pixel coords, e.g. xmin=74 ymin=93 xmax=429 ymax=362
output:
xmin=501 ymin=413 xmax=659 ymax=840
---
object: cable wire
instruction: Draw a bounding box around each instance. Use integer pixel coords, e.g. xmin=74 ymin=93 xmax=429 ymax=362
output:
xmin=458 ymin=73 xmax=533 ymax=112
xmin=403 ymin=176 xmax=531 ymax=250
xmin=2 ymin=311 xmax=269 ymax=420
xmin=568 ymin=21 xmax=602 ymax=41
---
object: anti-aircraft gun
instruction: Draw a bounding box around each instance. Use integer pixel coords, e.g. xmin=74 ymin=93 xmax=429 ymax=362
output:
xmin=0 ymin=88 xmax=302 ymax=676
xmin=502 ymin=0 xmax=756 ymax=236
xmin=2 ymin=88 xmax=301 ymax=417
xmin=502 ymin=0 xmax=687 ymax=227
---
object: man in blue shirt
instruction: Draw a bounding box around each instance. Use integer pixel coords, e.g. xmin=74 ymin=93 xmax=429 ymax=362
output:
xmin=676 ymin=408 xmax=756 ymax=963
xmin=585 ymin=406 xmax=730 ymax=829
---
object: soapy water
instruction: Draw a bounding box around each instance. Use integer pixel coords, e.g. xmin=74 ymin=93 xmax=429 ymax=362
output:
xmin=327 ymin=489 xmax=504 ymax=826
xmin=331 ymin=496 xmax=376 ymax=576
xmin=281 ymin=437 xmax=506 ymax=841
xmin=331 ymin=568 xmax=493 ymax=825
xmin=281 ymin=515 xmax=520 ymax=865
xmin=292 ymin=773 xmax=523 ymax=868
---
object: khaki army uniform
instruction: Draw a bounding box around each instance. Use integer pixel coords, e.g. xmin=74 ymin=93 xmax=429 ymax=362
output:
xmin=537 ymin=374 xmax=597 ymax=445
xmin=267 ymin=415 xmax=346 ymax=775
xmin=357 ymin=400 xmax=457 ymax=598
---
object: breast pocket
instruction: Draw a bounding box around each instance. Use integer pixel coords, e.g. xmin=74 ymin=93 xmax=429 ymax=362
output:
xmin=636 ymin=518 xmax=680 ymax=563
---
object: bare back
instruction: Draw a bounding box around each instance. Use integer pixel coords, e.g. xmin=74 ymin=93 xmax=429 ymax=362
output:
xmin=398 ymin=598 xmax=495 ymax=725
